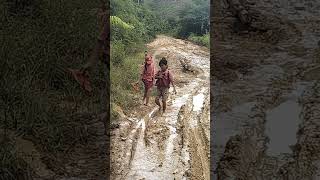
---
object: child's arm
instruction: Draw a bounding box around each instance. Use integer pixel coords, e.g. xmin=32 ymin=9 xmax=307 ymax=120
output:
xmin=171 ymin=83 xmax=177 ymax=94
xmin=155 ymin=71 xmax=162 ymax=79
xmin=155 ymin=75 xmax=161 ymax=79
xmin=171 ymin=81 xmax=177 ymax=94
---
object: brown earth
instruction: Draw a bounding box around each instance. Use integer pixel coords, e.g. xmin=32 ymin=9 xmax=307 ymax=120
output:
xmin=211 ymin=0 xmax=320 ymax=179
xmin=110 ymin=35 xmax=210 ymax=180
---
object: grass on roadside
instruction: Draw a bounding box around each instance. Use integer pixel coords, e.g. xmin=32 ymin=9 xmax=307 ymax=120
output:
xmin=188 ymin=33 xmax=210 ymax=48
xmin=111 ymin=52 xmax=145 ymax=119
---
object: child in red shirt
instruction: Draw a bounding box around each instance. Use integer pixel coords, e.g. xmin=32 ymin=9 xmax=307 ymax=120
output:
xmin=141 ymin=54 xmax=156 ymax=106
xmin=155 ymin=58 xmax=177 ymax=114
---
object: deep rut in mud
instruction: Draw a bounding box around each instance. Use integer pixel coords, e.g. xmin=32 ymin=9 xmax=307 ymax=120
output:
xmin=111 ymin=36 xmax=210 ymax=180
xmin=212 ymin=0 xmax=320 ymax=179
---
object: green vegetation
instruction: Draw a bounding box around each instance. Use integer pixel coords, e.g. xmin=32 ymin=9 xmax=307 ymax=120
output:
xmin=188 ymin=33 xmax=210 ymax=48
xmin=0 ymin=138 xmax=32 ymax=179
xmin=0 ymin=0 xmax=209 ymax=177
xmin=110 ymin=0 xmax=209 ymax=117
xmin=1 ymin=0 xmax=105 ymax=177
xmin=146 ymin=0 xmax=210 ymax=38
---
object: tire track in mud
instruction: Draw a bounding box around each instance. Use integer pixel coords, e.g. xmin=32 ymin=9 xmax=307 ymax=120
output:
xmin=212 ymin=0 xmax=320 ymax=179
xmin=215 ymin=71 xmax=303 ymax=179
xmin=276 ymin=82 xmax=320 ymax=179
xmin=111 ymin=36 xmax=210 ymax=180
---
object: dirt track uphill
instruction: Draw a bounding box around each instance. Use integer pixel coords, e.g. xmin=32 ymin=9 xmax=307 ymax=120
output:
xmin=110 ymin=35 xmax=210 ymax=180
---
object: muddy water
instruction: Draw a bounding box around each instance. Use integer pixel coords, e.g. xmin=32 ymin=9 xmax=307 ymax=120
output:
xmin=212 ymin=0 xmax=320 ymax=178
xmin=114 ymin=36 xmax=210 ymax=179
xmin=164 ymin=93 xmax=191 ymax=159
xmin=125 ymin=82 xmax=206 ymax=179
xmin=212 ymin=102 xmax=256 ymax=167
xmin=265 ymin=83 xmax=307 ymax=155
xmin=193 ymin=89 xmax=206 ymax=112
xmin=127 ymin=126 xmax=159 ymax=179
xmin=265 ymin=100 xmax=301 ymax=155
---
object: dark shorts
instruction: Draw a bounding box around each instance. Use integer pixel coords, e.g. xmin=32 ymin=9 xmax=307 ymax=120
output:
xmin=157 ymin=87 xmax=169 ymax=101
xmin=143 ymin=80 xmax=153 ymax=90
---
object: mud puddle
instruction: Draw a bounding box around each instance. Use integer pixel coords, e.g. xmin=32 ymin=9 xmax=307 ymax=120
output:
xmin=213 ymin=102 xmax=256 ymax=146
xmin=265 ymin=100 xmax=301 ymax=155
xmin=212 ymin=0 xmax=320 ymax=178
xmin=193 ymin=88 xmax=206 ymax=112
xmin=265 ymin=82 xmax=308 ymax=155
xmin=212 ymin=102 xmax=256 ymax=167
xmin=126 ymin=82 xmax=206 ymax=179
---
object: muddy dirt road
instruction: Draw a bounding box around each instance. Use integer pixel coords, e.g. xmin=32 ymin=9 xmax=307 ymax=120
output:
xmin=212 ymin=0 xmax=320 ymax=179
xmin=111 ymin=36 xmax=210 ymax=179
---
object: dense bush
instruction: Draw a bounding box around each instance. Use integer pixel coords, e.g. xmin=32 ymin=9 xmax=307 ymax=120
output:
xmin=188 ymin=33 xmax=210 ymax=48
xmin=145 ymin=0 xmax=209 ymax=38
xmin=110 ymin=0 xmax=159 ymax=115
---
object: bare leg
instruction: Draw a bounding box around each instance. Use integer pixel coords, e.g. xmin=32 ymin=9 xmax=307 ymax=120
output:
xmin=162 ymin=99 xmax=167 ymax=113
xmin=145 ymin=88 xmax=151 ymax=106
xmin=143 ymin=87 xmax=147 ymax=104
xmin=155 ymin=97 xmax=161 ymax=111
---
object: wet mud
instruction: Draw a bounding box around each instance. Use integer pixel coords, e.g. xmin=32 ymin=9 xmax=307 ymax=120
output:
xmin=212 ymin=0 xmax=320 ymax=179
xmin=111 ymin=36 xmax=210 ymax=179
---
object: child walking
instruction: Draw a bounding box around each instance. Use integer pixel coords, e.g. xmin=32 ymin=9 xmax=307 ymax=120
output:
xmin=155 ymin=58 xmax=177 ymax=115
xmin=141 ymin=54 xmax=156 ymax=106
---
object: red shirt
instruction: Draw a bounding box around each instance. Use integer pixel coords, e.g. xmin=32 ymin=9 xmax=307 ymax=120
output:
xmin=141 ymin=56 xmax=156 ymax=82
xmin=155 ymin=69 xmax=174 ymax=88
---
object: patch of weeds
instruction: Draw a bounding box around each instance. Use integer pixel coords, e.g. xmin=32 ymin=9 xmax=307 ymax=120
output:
xmin=0 ymin=0 xmax=103 ymax=156
xmin=111 ymin=53 xmax=144 ymax=114
xmin=0 ymin=136 xmax=33 ymax=180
